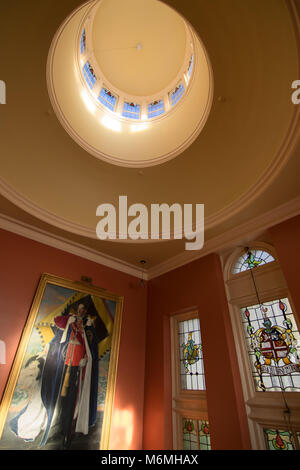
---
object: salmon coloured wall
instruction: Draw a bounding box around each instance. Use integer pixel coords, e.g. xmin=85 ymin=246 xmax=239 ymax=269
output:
xmin=269 ymin=215 xmax=300 ymax=319
xmin=144 ymin=253 xmax=251 ymax=450
xmin=0 ymin=228 xmax=147 ymax=450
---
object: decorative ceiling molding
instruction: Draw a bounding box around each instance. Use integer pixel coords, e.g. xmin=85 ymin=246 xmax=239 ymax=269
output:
xmin=0 ymin=0 xmax=299 ymax=240
xmin=0 ymin=195 xmax=299 ymax=282
xmin=0 ymin=213 xmax=145 ymax=280
xmin=146 ymin=195 xmax=300 ymax=280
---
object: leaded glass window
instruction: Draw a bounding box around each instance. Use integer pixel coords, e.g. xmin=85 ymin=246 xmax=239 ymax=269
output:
xmin=148 ymin=100 xmax=164 ymax=119
xmin=241 ymin=298 xmax=300 ymax=392
xmin=179 ymin=317 xmax=205 ymax=390
xmin=182 ymin=418 xmax=211 ymax=450
xmin=122 ymin=102 xmax=141 ymax=120
xmin=170 ymin=84 xmax=185 ymax=106
xmin=263 ymin=429 xmax=297 ymax=450
xmin=98 ymin=88 xmax=117 ymax=112
xmin=82 ymin=61 xmax=97 ymax=90
xmin=80 ymin=29 xmax=86 ymax=54
xmin=233 ymin=250 xmax=275 ymax=274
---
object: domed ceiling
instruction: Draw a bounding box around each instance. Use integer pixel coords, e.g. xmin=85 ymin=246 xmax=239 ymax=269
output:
xmin=0 ymin=0 xmax=299 ymax=275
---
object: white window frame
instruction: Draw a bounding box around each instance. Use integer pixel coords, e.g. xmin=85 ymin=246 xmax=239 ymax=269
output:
xmin=170 ymin=310 xmax=208 ymax=450
xmin=221 ymin=242 xmax=300 ymax=449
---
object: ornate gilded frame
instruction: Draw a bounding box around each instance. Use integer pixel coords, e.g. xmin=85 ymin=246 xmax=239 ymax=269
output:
xmin=0 ymin=273 xmax=123 ymax=450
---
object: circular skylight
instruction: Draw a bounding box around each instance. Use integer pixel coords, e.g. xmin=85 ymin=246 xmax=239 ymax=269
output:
xmin=47 ymin=0 xmax=213 ymax=167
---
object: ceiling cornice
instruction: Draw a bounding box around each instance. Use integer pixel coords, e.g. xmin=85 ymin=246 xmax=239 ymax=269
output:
xmin=0 ymin=195 xmax=299 ymax=282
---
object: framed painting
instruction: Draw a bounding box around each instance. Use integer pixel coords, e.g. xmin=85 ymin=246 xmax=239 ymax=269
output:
xmin=0 ymin=273 xmax=123 ymax=450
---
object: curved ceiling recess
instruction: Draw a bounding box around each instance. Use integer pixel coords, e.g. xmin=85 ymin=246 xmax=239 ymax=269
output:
xmin=47 ymin=0 xmax=214 ymax=167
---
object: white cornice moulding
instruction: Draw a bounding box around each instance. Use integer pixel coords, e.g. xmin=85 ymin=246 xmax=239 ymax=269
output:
xmin=147 ymin=195 xmax=300 ymax=280
xmin=0 ymin=195 xmax=299 ymax=282
xmin=0 ymin=213 xmax=146 ymax=280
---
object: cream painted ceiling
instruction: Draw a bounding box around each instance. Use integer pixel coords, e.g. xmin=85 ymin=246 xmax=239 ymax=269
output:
xmin=0 ymin=0 xmax=299 ymax=271
xmin=92 ymin=0 xmax=187 ymax=96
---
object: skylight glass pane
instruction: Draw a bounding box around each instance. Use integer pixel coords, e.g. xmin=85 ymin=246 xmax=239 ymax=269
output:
xmin=170 ymin=84 xmax=185 ymax=106
xmin=122 ymin=102 xmax=140 ymax=120
xmin=80 ymin=29 xmax=86 ymax=54
xmin=233 ymin=249 xmax=275 ymax=274
xmin=82 ymin=61 xmax=97 ymax=90
xmin=187 ymin=55 xmax=194 ymax=78
xmin=98 ymin=88 xmax=117 ymax=112
xmin=179 ymin=317 xmax=206 ymax=391
xmin=148 ymin=100 xmax=165 ymax=119
xmin=241 ymin=298 xmax=300 ymax=392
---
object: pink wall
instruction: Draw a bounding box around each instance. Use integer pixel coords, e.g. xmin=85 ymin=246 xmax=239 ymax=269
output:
xmin=143 ymin=253 xmax=251 ymax=450
xmin=269 ymin=215 xmax=300 ymax=319
xmin=0 ymin=228 xmax=147 ymax=450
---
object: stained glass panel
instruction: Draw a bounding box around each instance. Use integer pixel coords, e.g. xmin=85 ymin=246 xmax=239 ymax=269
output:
xmin=170 ymin=84 xmax=185 ymax=106
xmin=233 ymin=250 xmax=275 ymax=274
xmin=263 ymin=429 xmax=295 ymax=450
xmin=122 ymin=102 xmax=141 ymax=120
xmin=98 ymin=88 xmax=117 ymax=112
xmin=182 ymin=418 xmax=211 ymax=450
xmin=198 ymin=420 xmax=211 ymax=450
xmin=82 ymin=61 xmax=97 ymax=90
xmin=241 ymin=298 xmax=300 ymax=392
xmin=179 ymin=318 xmax=206 ymax=390
xmin=182 ymin=419 xmax=198 ymax=450
xmin=148 ymin=100 xmax=164 ymax=119
xmin=80 ymin=29 xmax=86 ymax=54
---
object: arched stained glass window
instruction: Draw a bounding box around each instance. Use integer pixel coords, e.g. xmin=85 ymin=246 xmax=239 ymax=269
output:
xmin=80 ymin=29 xmax=86 ymax=54
xmin=98 ymin=88 xmax=117 ymax=112
xmin=179 ymin=317 xmax=206 ymax=390
xmin=148 ymin=100 xmax=164 ymax=119
xmin=122 ymin=102 xmax=141 ymax=120
xmin=170 ymin=83 xmax=185 ymax=106
xmin=233 ymin=249 xmax=275 ymax=274
xmin=82 ymin=61 xmax=97 ymax=90
xmin=241 ymin=297 xmax=300 ymax=392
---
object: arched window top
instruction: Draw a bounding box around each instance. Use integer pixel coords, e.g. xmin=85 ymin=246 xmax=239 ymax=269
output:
xmin=232 ymin=248 xmax=275 ymax=275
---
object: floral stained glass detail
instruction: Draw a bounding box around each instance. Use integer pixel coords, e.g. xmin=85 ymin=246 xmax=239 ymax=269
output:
xmin=122 ymin=102 xmax=141 ymax=120
xmin=233 ymin=249 xmax=275 ymax=274
xmin=148 ymin=100 xmax=165 ymax=119
xmin=82 ymin=61 xmax=97 ymax=90
xmin=179 ymin=318 xmax=205 ymax=390
xmin=241 ymin=298 xmax=300 ymax=392
xmin=263 ymin=429 xmax=296 ymax=450
xmin=80 ymin=29 xmax=86 ymax=54
xmin=170 ymin=83 xmax=185 ymax=106
xmin=183 ymin=418 xmax=211 ymax=450
xmin=98 ymin=88 xmax=117 ymax=112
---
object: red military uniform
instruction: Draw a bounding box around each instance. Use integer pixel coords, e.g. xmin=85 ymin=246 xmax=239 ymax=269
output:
xmin=54 ymin=315 xmax=87 ymax=366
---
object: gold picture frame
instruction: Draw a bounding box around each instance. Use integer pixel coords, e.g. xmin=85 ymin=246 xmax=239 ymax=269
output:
xmin=0 ymin=273 xmax=123 ymax=450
